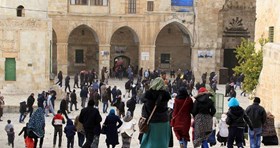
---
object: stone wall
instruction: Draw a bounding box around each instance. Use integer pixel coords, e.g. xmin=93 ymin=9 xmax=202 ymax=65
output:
xmin=1 ymin=0 xmax=48 ymax=18
xmin=256 ymin=43 xmax=280 ymax=138
xmin=255 ymin=0 xmax=280 ymax=46
xmin=0 ymin=18 xmax=52 ymax=93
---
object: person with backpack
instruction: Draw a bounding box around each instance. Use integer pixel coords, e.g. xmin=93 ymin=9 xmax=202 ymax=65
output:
xmin=226 ymin=97 xmax=253 ymax=148
xmin=52 ymin=110 xmax=66 ymax=148
xmin=64 ymin=119 xmax=76 ymax=148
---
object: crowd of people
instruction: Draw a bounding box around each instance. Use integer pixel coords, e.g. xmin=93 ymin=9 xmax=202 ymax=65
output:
xmin=1 ymin=67 xmax=279 ymax=148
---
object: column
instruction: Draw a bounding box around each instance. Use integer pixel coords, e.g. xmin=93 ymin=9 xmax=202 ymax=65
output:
xmin=139 ymin=44 xmax=156 ymax=71
xmin=99 ymin=44 xmax=111 ymax=77
xmin=56 ymin=43 xmax=68 ymax=75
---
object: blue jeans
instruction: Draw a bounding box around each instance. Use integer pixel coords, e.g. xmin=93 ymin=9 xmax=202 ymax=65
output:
xmin=179 ymin=139 xmax=188 ymax=148
xmin=103 ymin=102 xmax=108 ymax=113
xmin=19 ymin=113 xmax=26 ymax=122
xmin=201 ymin=140 xmax=209 ymax=148
xmin=249 ymin=128 xmax=262 ymax=148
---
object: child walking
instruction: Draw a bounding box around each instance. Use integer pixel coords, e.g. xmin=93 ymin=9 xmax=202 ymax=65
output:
xmin=64 ymin=119 xmax=76 ymax=148
xmin=8 ymin=128 xmax=15 ymax=147
xmin=217 ymin=113 xmax=228 ymax=146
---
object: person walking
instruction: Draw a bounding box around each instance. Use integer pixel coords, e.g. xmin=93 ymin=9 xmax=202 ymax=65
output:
xmin=19 ymin=100 xmax=28 ymax=123
xmin=0 ymin=92 xmax=5 ymax=121
xmin=103 ymin=109 xmax=123 ymax=148
xmin=171 ymin=87 xmax=193 ymax=148
xmin=74 ymin=115 xmax=85 ymax=147
xmin=120 ymin=111 xmax=136 ymax=148
xmin=18 ymin=123 xmax=29 ymax=140
xmin=73 ymin=73 xmax=79 ymax=88
xmin=226 ymin=97 xmax=253 ymax=148
xmin=27 ymin=93 xmax=35 ymax=117
xmin=5 ymin=120 xmax=14 ymax=145
xmin=7 ymin=127 xmax=15 ymax=147
xmin=192 ymin=87 xmax=216 ymax=148
xmin=65 ymin=75 xmax=71 ymax=93
xmin=262 ymin=111 xmax=279 ymax=145
xmin=70 ymin=90 xmax=78 ymax=111
xmin=60 ymin=95 xmax=69 ymax=119
xmin=126 ymin=96 xmax=136 ymax=117
xmin=102 ymin=89 xmax=110 ymax=113
xmin=64 ymin=119 xmax=76 ymax=148
xmin=140 ymin=77 xmax=171 ymax=148
xmin=46 ymin=92 xmax=55 ymax=116
xmin=79 ymin=100 xmax=102 ymax=148
xmin=52 ymin=110 xmax=66 ymax=148
xmin=28 ymin=107 xmax=45 ymax=148
xmin=217 ymin=113 xmax=228 ymax=146
xmin=56 ymin=71 xmax=63 ymax=87
xmin=80 ymin=86 xmax=88 ymax=108
xmin=245 ymin=97 xmax=267 ymax=148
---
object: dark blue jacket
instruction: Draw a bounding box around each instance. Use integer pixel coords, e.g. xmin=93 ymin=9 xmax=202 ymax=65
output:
xmin=64 ymin=119 xmax=76 ymax=138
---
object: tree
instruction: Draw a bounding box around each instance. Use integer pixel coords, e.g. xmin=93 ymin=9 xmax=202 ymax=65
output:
xmin=233 ymin=37 xmax=267 ymax=95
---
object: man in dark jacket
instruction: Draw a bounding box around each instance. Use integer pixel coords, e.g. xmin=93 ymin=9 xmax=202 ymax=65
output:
xmin=126 ymin=96 xmax=136 ymax=117
xmin=245 ymin=97 xmax=267 ymax=148
xmin=227 ymin=97 xmax=253 ymax=148
xmin=27 ymin=93 xmax=35 ymax=117
xmin=79 ymin=100 xmax=102 ymax=148
xmin=70 ymin=90 xmax=78 ymax=111
xmin=65 ymin=75 xmax=71 ymax=92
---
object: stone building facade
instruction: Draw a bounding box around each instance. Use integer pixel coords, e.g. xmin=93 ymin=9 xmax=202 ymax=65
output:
xmin=255 ymin=0 xmax=280 ymax=136
xmin=0 ymin=0 xmax=52 ymax=93
xmin=0 ymin=0 xmax=256 ymax=93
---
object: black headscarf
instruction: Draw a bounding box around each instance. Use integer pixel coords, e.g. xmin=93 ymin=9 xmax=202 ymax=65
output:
xmin=176 ymin=87 xmax=189 ymax=99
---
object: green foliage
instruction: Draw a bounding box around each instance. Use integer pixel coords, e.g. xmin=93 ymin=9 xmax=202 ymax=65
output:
xmin=233 ymin=38 xmax=267 ymax=94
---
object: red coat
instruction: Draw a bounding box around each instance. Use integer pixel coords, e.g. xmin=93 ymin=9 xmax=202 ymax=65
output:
xmin=171 ymin=97 xmax=193 ymax=141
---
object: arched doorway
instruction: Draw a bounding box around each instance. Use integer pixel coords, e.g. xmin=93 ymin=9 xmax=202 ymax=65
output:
xmin=110 ymin=26 xmax=139 ymax=76
xmin=52 ymin=29 xmax=57 ymax=75
xmin=155 ymin=22 xmax=192 ymax=71
xmin=68 ymin=25 xmax=99 ymax=75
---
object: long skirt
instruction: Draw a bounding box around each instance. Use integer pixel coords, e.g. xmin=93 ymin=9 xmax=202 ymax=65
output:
xmin=140 ymin=122 xmax=170 ymax=148
xmin=193 ymin=114 xmax=213 ymax=147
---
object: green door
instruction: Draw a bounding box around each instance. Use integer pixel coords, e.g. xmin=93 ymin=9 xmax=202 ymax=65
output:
xmin=5 ymin=58 xmax=16 ymax=81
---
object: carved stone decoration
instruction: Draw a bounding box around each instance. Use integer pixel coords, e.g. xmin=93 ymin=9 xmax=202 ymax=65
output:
xmin=223 ymin=17 xmax=250 ymax=37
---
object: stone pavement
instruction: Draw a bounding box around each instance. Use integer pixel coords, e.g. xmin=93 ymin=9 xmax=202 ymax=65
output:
xmin=0 ymin=78 xmax=276 ymax=148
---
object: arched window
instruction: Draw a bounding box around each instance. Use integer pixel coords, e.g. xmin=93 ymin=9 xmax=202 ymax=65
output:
xmin=17 ymin=5 xmax=24 ymax=17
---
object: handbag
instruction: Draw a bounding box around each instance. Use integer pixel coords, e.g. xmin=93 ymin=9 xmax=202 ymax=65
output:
xmin=138 ymin=94 xmax=162 ymax=133
xmin=170 ymin=98 xmax=188 ymax=127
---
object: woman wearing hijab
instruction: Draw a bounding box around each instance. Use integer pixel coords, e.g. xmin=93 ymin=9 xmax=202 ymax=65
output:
xmin=192 ymin=87 xmax=216 ymax=148
xmin=171 ymin=87 xmax=193 ymax=148
xmin=120 ymin=111 xmax=136 ymax=148
xmin=140 ymin=77 xmax=171 ymax=148
xmin=103 ymin=109 xmax=123 ymax=148
xmin=28 ymin=107 xmax=45 ymax=148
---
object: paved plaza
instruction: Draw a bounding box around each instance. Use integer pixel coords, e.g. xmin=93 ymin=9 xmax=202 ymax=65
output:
xmin=0 ymin=78 xmax=276 ymax=148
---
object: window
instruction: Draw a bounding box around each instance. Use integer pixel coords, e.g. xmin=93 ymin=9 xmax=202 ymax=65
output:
xmin=161 ymin=53 xmax=170 ymax=64
xmin=17 ymin=5 xmax=24 ymax=17
xmin=269 ymin=26 xmax=274 ymax=42
xmin=91 ymin=0 xmax=102 ymax=5
xmin=70 ymin=0 xmax=88 ymax=5
xmin=75 ymin=49 xmax=84 ymax=63
xmin=128 ymin=0 xmax=136 ymax=14
xmin=147 ymin=1 xmax=154 ymax=11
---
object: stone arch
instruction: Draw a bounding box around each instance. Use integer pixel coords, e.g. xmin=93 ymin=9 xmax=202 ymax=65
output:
xmin=155 ymin=22 xmax=192 ymax=71
xmin=110 ymin=26 xmax=140 ymax=77
xmin=153 ymin=20 xmax=193 ymax=46
xmin=67 ymin=23 xmax=100 ymax=43
xmin=67 ymin=24 xmax=99 ymax=75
